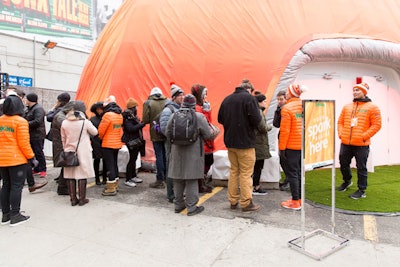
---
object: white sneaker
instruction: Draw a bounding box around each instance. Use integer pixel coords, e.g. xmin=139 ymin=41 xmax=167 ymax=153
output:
xmin=132 ymin=177 xmax=143 ymax=183
xmin=124 ymin=180 xmax=137 ymax=187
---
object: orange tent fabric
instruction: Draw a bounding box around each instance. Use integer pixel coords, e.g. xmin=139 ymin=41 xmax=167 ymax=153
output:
xmin=76 ymin=0 xmax=400 ymax=157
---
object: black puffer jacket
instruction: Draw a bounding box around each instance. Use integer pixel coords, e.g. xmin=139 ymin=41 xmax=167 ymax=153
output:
xmin=122 ymin=107 xmax=145 ymax=143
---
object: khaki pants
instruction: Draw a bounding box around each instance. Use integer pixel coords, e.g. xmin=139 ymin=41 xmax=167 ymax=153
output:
xmin=227 ymin=148 xmax=255 ymax=208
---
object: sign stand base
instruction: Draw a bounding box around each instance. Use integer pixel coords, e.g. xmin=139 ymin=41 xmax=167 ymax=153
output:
xmin=288 ymin=229 xmax=349 ymax=260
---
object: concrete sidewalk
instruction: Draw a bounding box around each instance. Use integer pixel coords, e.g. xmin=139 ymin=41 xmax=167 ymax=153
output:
xmin=1 ymin=187 xmax=399 ymax=267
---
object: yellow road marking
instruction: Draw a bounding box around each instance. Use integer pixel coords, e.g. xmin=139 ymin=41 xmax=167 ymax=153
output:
xmin=87 ymin=182 xmax=96 ymax=188
xmin=181 ymin=186 xmax=224 ymax=215
xmin=363 ymin=215 xmax=378 ymax=242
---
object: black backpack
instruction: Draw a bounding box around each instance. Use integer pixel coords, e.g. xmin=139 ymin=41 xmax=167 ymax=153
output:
xmin=170 ymin=108 xmax=198 ymax=145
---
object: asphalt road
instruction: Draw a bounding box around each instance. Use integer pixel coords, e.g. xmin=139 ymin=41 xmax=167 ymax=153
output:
xmin=42 ymin=166 xmax=400 ymax=248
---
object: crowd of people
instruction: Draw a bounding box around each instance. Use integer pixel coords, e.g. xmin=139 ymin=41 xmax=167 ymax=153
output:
xmin=0 ymin=79 xmax=381 ymax=226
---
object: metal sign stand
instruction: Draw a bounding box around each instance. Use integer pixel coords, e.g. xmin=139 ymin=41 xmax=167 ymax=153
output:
xmin=288 ymin=100 xmax=349 ymax=260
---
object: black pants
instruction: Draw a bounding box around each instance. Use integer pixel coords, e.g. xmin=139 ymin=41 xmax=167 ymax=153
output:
xmin=204 ymin=153 xmax=214 ymax=175
xmin=252 ymin=159 xmax=264 ymax=187
xmin=26 ymin=164 xmax=35 ymax=187
xmin=126 ymin=148 xmax=140 ymax=180
xmin=102 ymin=148 xmax=119 ymax=181
xmin=94 ymin=158 xmax=107 ymax=181
xmin=30 ymin=139 xmax=46 ymax=172
xmin=339 ymin=144 xmax=369 ymax=190
xmin=0 ymin=164 xmax=27 ymax=216
xmin=286 ymin=149 xmax=301 ymax=200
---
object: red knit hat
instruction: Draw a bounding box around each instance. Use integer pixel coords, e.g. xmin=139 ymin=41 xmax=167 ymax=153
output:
xmin=288 ymin=84 xmax=307 ymax=98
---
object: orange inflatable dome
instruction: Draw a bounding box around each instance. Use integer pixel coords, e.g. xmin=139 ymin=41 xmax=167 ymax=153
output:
xmin=76 ymin=0 xmax=400 ymax=163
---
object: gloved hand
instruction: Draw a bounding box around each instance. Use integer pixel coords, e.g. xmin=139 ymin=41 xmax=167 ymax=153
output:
xmin=29 ymin=158 xmax=39 ymax=168
xmin=138 ymin=122 xmax=145 ymax=129
xmin=154 ymin=124 xmax=161 ymax=133
xmin=279 ymin=150 xmax=286 ymax=161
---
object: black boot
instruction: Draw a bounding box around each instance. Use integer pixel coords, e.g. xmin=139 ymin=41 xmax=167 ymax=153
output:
xmin=198 ymin=178 xmax=212 ymax=193
xmin=67 ymin=179 xmax=78 ymax=206
xmin=57 ymin=168 xmax=69 ymax=195
xmin=78 ymin=179 xmax=89 ymax=206
xmin=95 ymin=176 xmax=101 ymax=185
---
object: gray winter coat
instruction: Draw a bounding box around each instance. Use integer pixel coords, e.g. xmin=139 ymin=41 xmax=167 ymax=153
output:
xmin=166 ymin=110 xmax=212 ymax=180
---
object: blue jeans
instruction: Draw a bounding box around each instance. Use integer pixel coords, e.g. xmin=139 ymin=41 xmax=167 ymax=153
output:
xmin=339 ymin=144 xmax=369 ymax=190
xmin=153 ymin=141 xmax=166 ymax=182
xmin=0 ymin=164 xmax=27 ymax=216
xmin=164 ymin=141 xmax=174 ymax=201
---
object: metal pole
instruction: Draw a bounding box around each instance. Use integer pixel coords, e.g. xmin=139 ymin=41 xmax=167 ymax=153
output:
xmin=331 ymin=101 xmax=336 ymax=234
xmin=301 ymin=101 xmax=306 ymax=249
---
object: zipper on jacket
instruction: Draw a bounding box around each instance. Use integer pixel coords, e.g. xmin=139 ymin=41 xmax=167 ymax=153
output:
xmin=348 ymin=102 xmax=358 ymax=145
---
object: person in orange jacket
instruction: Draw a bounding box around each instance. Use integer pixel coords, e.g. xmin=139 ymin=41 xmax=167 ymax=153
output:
xmin=98 ymin=95 xmax=123 ymax=196
xmin=337 ymin=82 xmax=382 ymax=199
xmin=279 ymin=84 xmax=307 ymax=210
xmin=0 ymin=95 xmax=35 ymax=226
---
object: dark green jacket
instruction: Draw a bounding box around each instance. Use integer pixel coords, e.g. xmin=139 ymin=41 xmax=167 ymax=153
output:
xmin=254 ymin=108 xmax=271 ymax=160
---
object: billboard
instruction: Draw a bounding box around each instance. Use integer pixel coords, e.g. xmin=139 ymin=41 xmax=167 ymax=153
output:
xmin=0 ymin=0 xmax=93 ymax=39
xmin=303 ymin=100 xmax=335 ymax=170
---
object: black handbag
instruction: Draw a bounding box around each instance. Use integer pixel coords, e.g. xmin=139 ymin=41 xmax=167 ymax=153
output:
xmin=46 ymin=129 xmax=53 ymax=141
xmin=55 ymin=120 xmax=84 ymax=167
xmin=57 ymin=151 xmax=79 ymax=167
xmin=127 ymin=136 xmax=144 ymax=150
xmin=126 ymin=127 xmax=144 ymax=150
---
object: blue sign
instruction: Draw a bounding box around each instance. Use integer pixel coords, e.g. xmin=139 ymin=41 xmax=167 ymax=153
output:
xmin=9 ymin=75 xmax=33 ymax=87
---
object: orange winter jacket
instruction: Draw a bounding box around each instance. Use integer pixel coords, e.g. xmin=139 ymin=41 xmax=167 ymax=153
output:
xmin=98 ymin=111 xmax=123 ymax=149
xmin=279 ymin=98 xmax=303 ymax=150
xmin=0 ymin=115 xmax=35 ymax=167
xmin=338 ymin=99 xmax=381 ymax=146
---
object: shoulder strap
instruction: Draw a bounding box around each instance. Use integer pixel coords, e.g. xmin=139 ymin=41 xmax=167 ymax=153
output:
xmin=75 ymin=120 xmax=85 ymax=152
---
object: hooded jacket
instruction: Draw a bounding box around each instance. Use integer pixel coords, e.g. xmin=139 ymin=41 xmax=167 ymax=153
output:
xmin=142 ymin=94 xmax=168 ymax=141
xmin=338 ymin=97 xmax=381 ymax=146
xmin=122 ymin=107 xmax=145 ymax=143
xmin=0 ymin=96 xmax=34 ymax=166
xmin=98 ymin=102 xmax=123 ymax=149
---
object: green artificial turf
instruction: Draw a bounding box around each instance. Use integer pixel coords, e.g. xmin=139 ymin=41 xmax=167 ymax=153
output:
xmin=305 ymin=165 xmax=400 ymax=213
